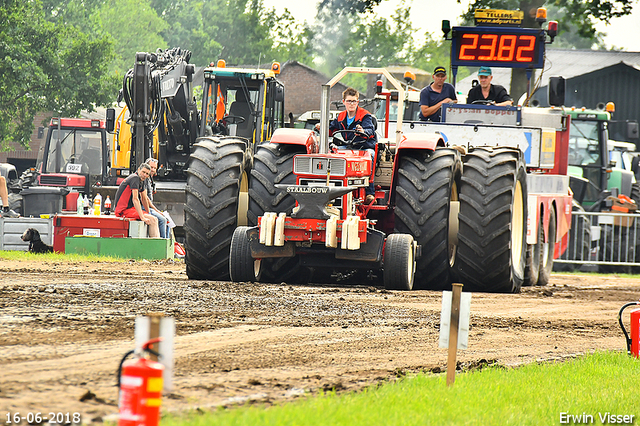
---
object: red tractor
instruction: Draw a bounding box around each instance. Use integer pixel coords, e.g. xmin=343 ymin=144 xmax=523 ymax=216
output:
xmin=230 ymin=68 xmax=463 ymax=290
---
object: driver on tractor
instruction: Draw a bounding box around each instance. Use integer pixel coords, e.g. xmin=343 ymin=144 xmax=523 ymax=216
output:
xmin=318 ymin=87 xmax=378 ymax=204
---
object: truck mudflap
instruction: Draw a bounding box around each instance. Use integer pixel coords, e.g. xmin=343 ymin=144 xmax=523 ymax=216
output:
xmin=248 ymin=225 xmax=386 ymax=264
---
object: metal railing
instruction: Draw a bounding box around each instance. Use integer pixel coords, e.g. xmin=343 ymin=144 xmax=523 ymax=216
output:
xmin=555 ymin=210 xmax=640 ymax=268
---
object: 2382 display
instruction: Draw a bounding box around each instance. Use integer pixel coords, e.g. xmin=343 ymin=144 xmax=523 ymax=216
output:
xmin=451 ymin=26 xmax=545 ymax=68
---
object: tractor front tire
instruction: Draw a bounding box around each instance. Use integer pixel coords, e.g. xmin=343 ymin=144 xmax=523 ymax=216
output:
xmin=184 ymin=137 xmax=247 ymax=280
xmin=394 ymin=148 xmax=462 ymax=290
xmin=383 ymin=234 xmax=416 ymax=291
xmin=455 ymin=147 xmax=528 ymax=293
xmin=229 ymin=226 xmax=262 ymax=282
xmin=248 ymin=143 xmax=311 ymax=283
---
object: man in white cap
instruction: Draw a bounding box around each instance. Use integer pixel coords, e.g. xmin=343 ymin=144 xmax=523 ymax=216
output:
xmin=467 ymin=66 xmax=513 ymax=106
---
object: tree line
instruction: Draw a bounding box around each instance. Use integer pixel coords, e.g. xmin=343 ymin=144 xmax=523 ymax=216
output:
xmin=0 ymin=0 xmax=632 ymax=148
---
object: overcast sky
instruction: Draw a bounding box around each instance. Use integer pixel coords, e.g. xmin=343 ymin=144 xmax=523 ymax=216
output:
xmin=263 ymin=0 xmax=640 ymax=52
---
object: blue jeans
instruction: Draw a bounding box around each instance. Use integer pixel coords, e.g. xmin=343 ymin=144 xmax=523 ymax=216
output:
xmin=149 ymin=209 xmax=168 ymax=238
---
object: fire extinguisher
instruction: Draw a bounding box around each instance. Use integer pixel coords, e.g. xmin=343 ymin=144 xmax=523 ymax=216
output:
xmin=618 ymin=301 xmax=640 ymax=358
xmin=117 ymin=337 xmax=165 ymax=426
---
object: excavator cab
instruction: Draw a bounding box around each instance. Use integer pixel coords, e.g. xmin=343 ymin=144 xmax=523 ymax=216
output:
xmin=200 ymin=62 xmax=285 ymax=150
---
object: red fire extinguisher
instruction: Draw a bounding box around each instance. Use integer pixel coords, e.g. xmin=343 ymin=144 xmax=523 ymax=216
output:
xmin=618 ymin=301 xmax=640 ymax=358
xmin=117 ymin=337 xmax=165 ymax=426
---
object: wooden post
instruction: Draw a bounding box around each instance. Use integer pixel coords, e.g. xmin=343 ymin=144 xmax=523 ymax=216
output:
xmin=148 ymin=312 xmax=163 ymax=362
xmin=446 ymin=283 xmax=463 ymax=386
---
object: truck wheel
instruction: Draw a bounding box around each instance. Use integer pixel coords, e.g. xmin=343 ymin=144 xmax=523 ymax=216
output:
xmin=524 ymin=211 xmax=543 ymax=287
xmin=537 ymin=207 xmax=556 ymax=286
xmin=229 ymin=226 xmax=262 ymax=282
xmin=554 ymin=201 xmax=591 ymax=272
xmin=248 ymin=143 xmax=311 ymax=283
xmin=383 ymin=234 xmax=416 ymax=291
xmin=455 ymin=147 xmax=527 ymax=293
xmin=631 ymin=182 xmax=640 ymax=205
xmin=184 ymin=137 xmax=247 ymax=280
xmin=394 ymin=148 xmax=462 ymax=290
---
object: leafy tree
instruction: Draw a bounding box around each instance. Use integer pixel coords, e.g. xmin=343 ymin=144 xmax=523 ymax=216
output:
xmin=98 ymin=0 xmax=168 ymax=73
xmin=0 ymin=0 xmax=118 ymax=148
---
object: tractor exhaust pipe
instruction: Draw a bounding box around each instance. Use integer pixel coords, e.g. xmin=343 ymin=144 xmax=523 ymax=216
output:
xmin=319 ymin=84 xmax=331 ymax=154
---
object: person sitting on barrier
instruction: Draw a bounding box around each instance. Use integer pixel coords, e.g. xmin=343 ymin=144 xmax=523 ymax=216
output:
xmin=114 ymin=163 xmax=160 ymax=238
xmin=419 ymin=66 xmax=457 ymax=122
xmin=0 ymin=176 xmax=19 ymax=218
xmin=466 ymin=66 xmax=513 ymax=106
xmin=318 ymin=87 xmax=378 ymax=205
xmin=141 ymin=158 xmax=169 ymax=239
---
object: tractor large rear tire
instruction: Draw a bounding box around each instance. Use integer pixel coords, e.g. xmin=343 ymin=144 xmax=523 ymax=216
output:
xmin=455 ymin=147 xmax=528 ymax=293
xmin=394 ymin=148 xmax=462 ymax=290
xmin=184 ymin=137 xmax=248 ymax=280
xmin=248 ymin=143 xmax=311 ymax=283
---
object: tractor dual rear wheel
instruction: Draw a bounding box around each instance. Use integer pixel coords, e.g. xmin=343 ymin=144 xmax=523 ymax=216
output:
xmin=455 ymin=147 xmax=528 ymax=293
xmin=393 ymin=148 xmax=462 ymax=290
xmin=184 ymin=137 xmax=248 ymax=280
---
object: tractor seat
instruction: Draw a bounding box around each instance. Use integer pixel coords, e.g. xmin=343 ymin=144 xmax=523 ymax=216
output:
xmin=229 ymin=92 xmax=254 ymax=139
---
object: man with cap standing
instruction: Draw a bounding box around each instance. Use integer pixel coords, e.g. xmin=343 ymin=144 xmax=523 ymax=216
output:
xmin=419 ymin=66 xmax=458 ymax=122
xmin=466 ymin=66 xmax=513 ymax=106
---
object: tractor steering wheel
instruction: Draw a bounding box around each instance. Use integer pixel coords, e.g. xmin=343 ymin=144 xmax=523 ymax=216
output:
xmin=332 ymin=129 xmax=368 ymax=146
xmin=471 ymin=99 xmax=496 ymax=105
xmin=224 ymin=115 xmax=246 ymax=125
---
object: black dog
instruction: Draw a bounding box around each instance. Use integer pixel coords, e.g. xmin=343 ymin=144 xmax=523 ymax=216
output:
xmin=21 ymin=228 xmax=53 ymax=253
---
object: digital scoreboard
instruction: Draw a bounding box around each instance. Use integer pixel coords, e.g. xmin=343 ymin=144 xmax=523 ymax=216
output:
xmin=450 ymin=26 xmax=546 ymax=69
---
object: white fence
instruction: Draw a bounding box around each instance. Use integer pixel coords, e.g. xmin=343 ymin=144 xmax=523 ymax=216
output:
xmin=555 ymin=210 xmax=640 ymax=269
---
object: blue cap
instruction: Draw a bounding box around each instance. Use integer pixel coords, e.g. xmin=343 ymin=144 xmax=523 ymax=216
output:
xmin=478 ymin=66 xmax=492 ymax=76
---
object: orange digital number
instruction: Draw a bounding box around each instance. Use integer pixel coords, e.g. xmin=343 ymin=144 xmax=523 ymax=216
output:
xmin=515 ymin=35 xmax=536 ymax=62
xmin=478 ymin=34 xmax=498 ymax=60
xmin=496 ymin=35 xmax=516 ymax=61
xmin=459 ymin=33 xmax=479 ymax=60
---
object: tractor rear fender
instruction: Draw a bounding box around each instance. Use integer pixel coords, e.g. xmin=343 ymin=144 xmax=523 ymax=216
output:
xmin=269 ymin=128 xmax=318 ymax=154
xmin=396 ymin=133 xmax=444 ymax=152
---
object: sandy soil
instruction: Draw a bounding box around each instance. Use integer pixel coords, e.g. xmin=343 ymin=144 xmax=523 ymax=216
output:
xmin=0 ymin=258 xmax=637 ymax=424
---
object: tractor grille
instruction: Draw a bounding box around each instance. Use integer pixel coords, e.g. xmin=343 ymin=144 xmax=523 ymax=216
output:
xmin=39 ymin=175 xmax=68 ymax=186
xmin=294 ymin=157 xmax=346 ymax=176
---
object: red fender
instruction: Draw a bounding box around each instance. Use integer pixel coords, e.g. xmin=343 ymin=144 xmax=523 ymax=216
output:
xmin=269 ymin=128 xmax=318 ymax=154
xmin=396 ymin=133 xmax=444 ymax=152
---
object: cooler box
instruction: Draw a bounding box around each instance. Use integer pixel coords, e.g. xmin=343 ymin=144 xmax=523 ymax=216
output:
xmin=21 ymin=187 xmax=68 ymax=217
xmin=53 ymin=215 xmax=130 ymax=252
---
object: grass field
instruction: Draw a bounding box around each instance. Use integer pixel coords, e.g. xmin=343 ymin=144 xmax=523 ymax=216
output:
xmin=162 ymin=351 xmax=638 ymax=426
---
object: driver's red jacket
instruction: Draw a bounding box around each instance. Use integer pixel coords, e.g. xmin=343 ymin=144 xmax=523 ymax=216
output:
xmin=329 ymin=107 xmax=377 ymax=150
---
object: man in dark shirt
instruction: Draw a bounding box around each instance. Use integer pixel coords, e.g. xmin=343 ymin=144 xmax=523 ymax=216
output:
xmin=466 ymin=66 xmax=513 ymax=106
xmin=114 ymin=163 xmax=159 ymax=237
xmin=419 ymin=66 xmax=457 ymax=122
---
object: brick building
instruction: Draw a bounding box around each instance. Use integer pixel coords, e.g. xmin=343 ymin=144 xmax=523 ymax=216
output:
xmin=278 ymin=61 xmax=350 ymax=121
xmin=0 ymin=112 xmax=52 ymax=175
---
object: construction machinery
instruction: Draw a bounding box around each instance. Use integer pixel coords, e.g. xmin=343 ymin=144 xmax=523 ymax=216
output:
xmin=105 ymin=49 xmax=286 ymax=251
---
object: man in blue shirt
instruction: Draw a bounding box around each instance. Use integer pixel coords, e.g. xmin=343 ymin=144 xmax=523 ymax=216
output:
xmin=419 ymin=66 xmax=457 ymax=122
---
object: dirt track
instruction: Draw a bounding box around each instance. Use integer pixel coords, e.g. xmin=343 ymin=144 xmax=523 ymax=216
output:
xmin=0 ymin=258 xmax=637 ymax=423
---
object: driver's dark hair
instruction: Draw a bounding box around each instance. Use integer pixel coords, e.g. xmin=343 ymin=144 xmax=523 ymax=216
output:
xmin=138 ymin=163 xmax=151 ymax=172
xmin=342 ymin=87 xmax=359 ymax=100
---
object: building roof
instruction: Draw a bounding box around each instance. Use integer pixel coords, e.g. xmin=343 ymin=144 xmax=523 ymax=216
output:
xmin=456 ymin=48 xmax=640 ymax=100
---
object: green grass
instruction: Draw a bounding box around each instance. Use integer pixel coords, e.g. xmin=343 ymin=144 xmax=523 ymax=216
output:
xmin=0 ymin=250 xmax=128 ymax=263
xmin=162 ymin=351 xmax=639 ymax=426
